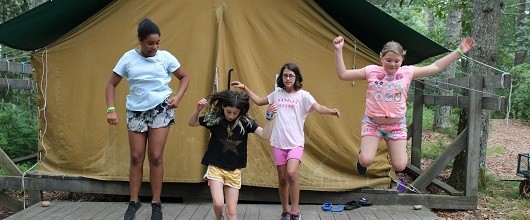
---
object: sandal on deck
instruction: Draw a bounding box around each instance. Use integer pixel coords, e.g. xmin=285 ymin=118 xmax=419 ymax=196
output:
xmin=322 ymin=203 xmax=332 ymax=211
xmin=331 ymin=204 xmax=344 ymax=212
xmin=344 ymin=201 xmax=361 ymax=210
xmin=358 ymin=197 xmax=373 ymax=206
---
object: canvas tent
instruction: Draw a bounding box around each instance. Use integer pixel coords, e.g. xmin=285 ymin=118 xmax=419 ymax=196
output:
xmin=0 ymin=0 xmax=448 ymax=191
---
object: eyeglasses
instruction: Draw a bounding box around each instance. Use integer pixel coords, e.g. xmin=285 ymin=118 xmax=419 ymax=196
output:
xmin=282 ymin=74 xmax=297 ymax=79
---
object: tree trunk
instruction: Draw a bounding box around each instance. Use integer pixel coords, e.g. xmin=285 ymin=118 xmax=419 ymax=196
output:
xmin=451 ymin=0 xmax=502 ymax=190
xmin=434 ymin=7 xmax=462 ymax=131
xmin=471 ymin=0 xmax=502 ymax=186
xmin=514 ymin=0 xmax=527 ymax=65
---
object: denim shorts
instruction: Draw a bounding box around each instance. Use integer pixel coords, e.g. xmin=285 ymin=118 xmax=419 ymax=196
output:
xmin=126 ymin=98 xmax=175 ymax=132
xmin=361 ymin=115 xmax=407 ymax=141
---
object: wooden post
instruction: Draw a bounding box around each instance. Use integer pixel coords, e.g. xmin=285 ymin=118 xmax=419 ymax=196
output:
xmin=0 ymin=148 xmax=22 ymax=176
xmin=465 ymin=75 xmax=483 ymax=197
xmin=411 ymin=80 xmax=424 ymax=167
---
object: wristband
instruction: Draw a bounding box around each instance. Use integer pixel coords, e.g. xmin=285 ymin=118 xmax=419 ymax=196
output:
xmin=265 ymin=112 xmax=274 ymax=121
xmin=456 ymin=47 xmax=465 ymax=56
xmin=107 ymin=106 xmax=116 ymax=113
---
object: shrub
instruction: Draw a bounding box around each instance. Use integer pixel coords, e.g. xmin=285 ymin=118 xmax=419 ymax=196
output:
xmin=510 ymin=64 xmax=530 ymax=122
xmin=0 ymin=99 xmax=38 ymax=159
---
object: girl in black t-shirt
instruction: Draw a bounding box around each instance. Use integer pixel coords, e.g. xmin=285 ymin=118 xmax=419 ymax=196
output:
xmin=188 ymin=90 xmax=276 ymax=220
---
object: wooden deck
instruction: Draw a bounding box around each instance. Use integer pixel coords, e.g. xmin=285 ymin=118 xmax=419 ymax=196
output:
xmin=6 ymin=201 xmax=440 ymax=220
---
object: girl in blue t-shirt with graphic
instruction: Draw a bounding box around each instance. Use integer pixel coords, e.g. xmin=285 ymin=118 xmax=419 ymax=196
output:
xmin=188 ymin=90 xmax=276 ymax=220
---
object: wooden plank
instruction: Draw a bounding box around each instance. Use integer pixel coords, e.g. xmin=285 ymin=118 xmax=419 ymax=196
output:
xmin=484 ymin=74 xmax=511 ymax=89
xmin=421 ymin=95 xmax=506 ymax=111
xmin=19 ymin=201 xmax=69 ymax=220
xmin=358 ymin=206 xmax=378 ymax=219
xmin=411 ymin=80 xmax=425 ymax=168
xmin=0 ymin=175 xmax=476 ymax=210
xmin=43 ymin=201 xmax=83 ymax=220
xmin=0 ymin=147 xmax=22 ymax=176
xmin=74 ymin=202 xmax=109 ymax=220
xmin=0 ymin=78 xmax=35 ymax=90
xmin=394 ymin=205 xmax=421 ymax=220
xmin=5 ymin=202 xmax=443 ymax=219
xmin=12 ymin=153 xmax=38 ymax=163
xmin=191 ymin=202 xmax=212 ymax=219
xmin=411 ymin=128 xmax=467 ymax=191
xmin=424 ymin=75 xmax=511 ymax=90
xmin=369 ymin=206 xmax=393 ymax=220
xmin=88 ymin=202 xmax=125 ymax=220
xmin=406 ymin=164 xmax=463 ymax=196
xmin=378 ymin=205 xmax=406 ymax=220
xmin=299 ymin=203 xmax=319 ymax=220
xmin=177 ymin=203 xmax=200 ymax=219
xmin=164 ymin=203 xmax=186 ymax=220
xmin=466 ymin=75 xmax=483 ymax=197
xmin=242 ymin=203 xmax=259 ymax=220
xmin=256 ymin=204 xmax=278 ymax=219
xmin=0 ymin=191 xmax=23 ymax=212
xmin=236 ymin=203 xmax=247 ymax=220
xmin=345 ymin=208 xmax=364 ymax=219
xmin=0 ymin=60 xmax=33 ymax=74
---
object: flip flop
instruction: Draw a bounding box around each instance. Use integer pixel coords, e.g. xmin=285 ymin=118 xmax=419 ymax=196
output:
xmin=358 ymin=197 xmax=373 ymax=206
xmin=331 ymin=204 xmax=344 ymax=212
xmin=344 ymin=201 xmax=361 ymax=210
xmin=322 ymin=202 xmax=332 ymax=211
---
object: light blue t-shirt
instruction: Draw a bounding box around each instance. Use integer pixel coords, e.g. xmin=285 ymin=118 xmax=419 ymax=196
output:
xmin=113 ymin=49 xmax=181 ymax=111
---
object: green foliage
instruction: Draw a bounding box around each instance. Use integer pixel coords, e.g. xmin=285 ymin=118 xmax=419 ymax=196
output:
xmin=479 ymin=172 xmax=530 ymax=219
xmin=422 ymin=137 xmax=447 ymax=160
xmin=406 ymin=104 xmax=435 ymax=129
xmin=487 ymin=145 xmax=506 ymax=155
xmin=509 ymin=64 xmax=530 ymax=122
xmin=0 ymin=99 xmax=38 ymax=159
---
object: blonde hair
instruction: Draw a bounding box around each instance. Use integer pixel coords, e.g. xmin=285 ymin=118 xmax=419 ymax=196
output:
xmin=380 ymin=41 xmax=406 ymax=58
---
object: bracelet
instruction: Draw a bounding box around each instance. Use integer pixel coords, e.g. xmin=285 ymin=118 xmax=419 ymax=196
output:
xmin=107 ymin=106 xmax=116 ymax=113
xmin=265 ymin=112 xmax=274 ymax=121
xmin=456 ymin=47 xmax=465 ymax=56
xmin=242 ymin=85 xmax=246 ymax=90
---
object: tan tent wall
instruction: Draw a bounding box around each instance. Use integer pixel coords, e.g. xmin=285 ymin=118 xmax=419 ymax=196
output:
xmin=31 ymin=0 xmax=394 ymax=191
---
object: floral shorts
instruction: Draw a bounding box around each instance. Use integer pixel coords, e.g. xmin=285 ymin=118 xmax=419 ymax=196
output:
xmin=126 ymin=98 xmax=175 ymax=132
xmin=361 ymin=115 xmax=407 ymax=141
xmin=204 ymin=165 xmax=242 ymax=189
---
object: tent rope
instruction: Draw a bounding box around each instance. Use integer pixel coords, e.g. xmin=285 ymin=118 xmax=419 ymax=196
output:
xmin=21 ymin=48 xmax=50 ymax=209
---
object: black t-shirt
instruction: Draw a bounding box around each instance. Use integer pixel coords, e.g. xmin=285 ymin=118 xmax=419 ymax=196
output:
xmin=199 ymin=116 xmax=259 ymax=171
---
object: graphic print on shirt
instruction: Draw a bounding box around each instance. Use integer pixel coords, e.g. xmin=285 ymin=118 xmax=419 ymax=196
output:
xmin=223 ymin=125 xmax=241 ymax=154
xmin=375 ymin=73 xmax=404 ymax=103
xmin=276 ymin=97 xmax=300 ymax=109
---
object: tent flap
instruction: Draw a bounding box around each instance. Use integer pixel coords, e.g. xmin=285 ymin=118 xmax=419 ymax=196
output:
xmin=0 ymin=0 xmax=114 ymax=51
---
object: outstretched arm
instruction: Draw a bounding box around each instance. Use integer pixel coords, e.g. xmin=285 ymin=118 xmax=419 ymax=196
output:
xmin=188 ymin=98 xmax=207 ymax=127
xmin=254 ymin=104 xmax=277 ymax=139
xmin=231 ymin=81 xmax=269 ymax=106
xmin=311 ymin=102 xmax=340 ymax=117
xmin=333 ymin=36 xmax=366 ymax=81
xmin=414 ymin=37 xmax=475 ymax=79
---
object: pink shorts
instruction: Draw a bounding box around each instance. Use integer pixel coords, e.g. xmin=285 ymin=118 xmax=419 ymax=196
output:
xmin=361 ymin=115 xmax=407 ymax=141
xmin=271 ymin=146 xmax=304 ymax=166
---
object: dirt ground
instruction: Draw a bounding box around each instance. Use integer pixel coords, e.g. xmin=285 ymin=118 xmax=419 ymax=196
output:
xmin=0 ymin=119 xmax=528 ymax=219
xmin=433 ymin=119 xmax=530 ymax=219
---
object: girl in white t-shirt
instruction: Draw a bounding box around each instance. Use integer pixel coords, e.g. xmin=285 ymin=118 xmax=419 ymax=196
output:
xmin=231 ymin=63 xmax=340 ymax=220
